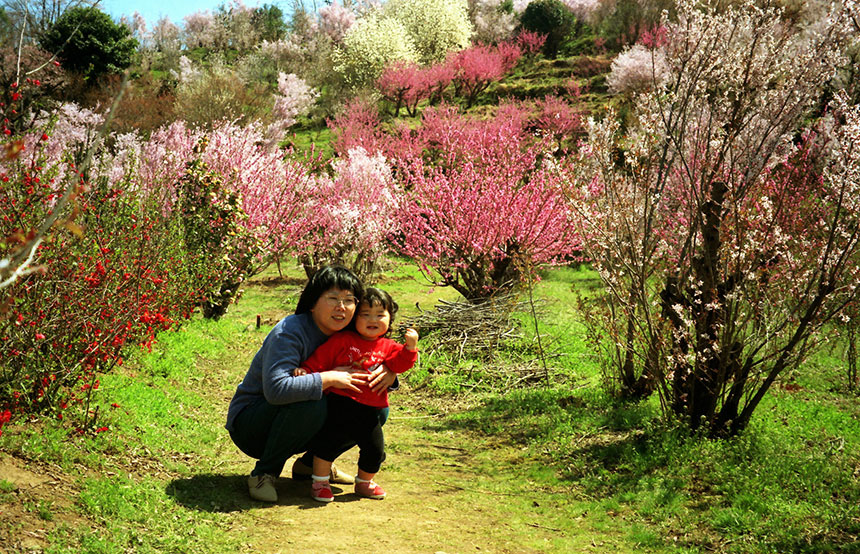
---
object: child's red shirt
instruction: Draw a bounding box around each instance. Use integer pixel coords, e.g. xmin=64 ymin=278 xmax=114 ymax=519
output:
xmin=300 ymin=330 xmax=417 ymax=408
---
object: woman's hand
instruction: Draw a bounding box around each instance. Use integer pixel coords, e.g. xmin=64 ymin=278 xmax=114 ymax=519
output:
xmin=321 ymin=371 xmax=365 ymax=393
xmin=368 ymin=364 xmax=396 ymax=394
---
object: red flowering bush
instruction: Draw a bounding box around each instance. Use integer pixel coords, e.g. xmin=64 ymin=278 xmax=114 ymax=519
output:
xmin=0 ymin=131 xmax=201 ymax=433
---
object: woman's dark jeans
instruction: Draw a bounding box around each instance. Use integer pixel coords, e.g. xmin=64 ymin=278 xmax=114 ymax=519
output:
xmin=229 ymin=396 xmax=328 ymax=477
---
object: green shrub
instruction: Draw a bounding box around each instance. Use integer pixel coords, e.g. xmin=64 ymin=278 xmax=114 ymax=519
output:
xmin=519 ymin=0 xmax=578 ymax=58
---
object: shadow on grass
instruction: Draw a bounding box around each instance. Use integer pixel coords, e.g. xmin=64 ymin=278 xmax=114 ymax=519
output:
xmin=419 ymin=387 xmax=670 ymax=492
xmin=419 ymin=388 xmax=860 ymax=553
xmin=166 ymin=474 xmax=358 ymax=512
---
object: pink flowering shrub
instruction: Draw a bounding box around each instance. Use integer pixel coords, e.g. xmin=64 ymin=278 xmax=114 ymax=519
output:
xmin=449 ymin=42 xmax=521 ymax=108
xmin=125 ymin=120 xmax=315 ymax=268
xmin=423 ymin=61 xmax=456 ymax=104
xmin=377 ymin=61 xmax=432 ymax=117
xmin=392 ymin=104 xmax=580 ymax=300
xmin=326 ymin=100 xmax=582 ymax=298
xmin=328 ymin=98 xmax=394 ymax=157
xmin=516 ymin=30 xmax=547 ymax=57
xmin=38 ymin=103 xmax=106 ymax=166
xmin=531 ymin=94 xmax=584 ymax=149
xmin=295 ymin=147 xmax=402 ymax=280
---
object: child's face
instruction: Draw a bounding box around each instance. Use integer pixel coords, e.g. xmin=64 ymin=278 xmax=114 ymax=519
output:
xmin=355 ymin=301 xmax=390 ymax=340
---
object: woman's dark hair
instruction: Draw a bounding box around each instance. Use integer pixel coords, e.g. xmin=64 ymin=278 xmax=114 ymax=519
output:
xmin=295 ymin=265 xmax=364 ymax=315
xmin=350 ymin=287 xmax=399 ymax=336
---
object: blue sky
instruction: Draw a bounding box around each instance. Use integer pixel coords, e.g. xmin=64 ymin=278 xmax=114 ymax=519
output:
xmin=99 ymin=0 xmax=284 ymax=27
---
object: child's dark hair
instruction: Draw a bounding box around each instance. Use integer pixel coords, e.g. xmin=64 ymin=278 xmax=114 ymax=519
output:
xmin=351 ymin=287 xmax=399 ymax=336
xmin=295 ymin=265 xmax=363 ymax=315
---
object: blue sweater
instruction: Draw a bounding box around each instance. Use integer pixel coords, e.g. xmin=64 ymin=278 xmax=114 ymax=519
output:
xmin=225 ymin=313 xmax=328 ymax=432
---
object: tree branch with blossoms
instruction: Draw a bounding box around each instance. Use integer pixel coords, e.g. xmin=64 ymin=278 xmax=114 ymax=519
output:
xmin=568 ymin=0 xmax=859 ymax=437
xmin=1 ymin=69 xmax=129 ymax=293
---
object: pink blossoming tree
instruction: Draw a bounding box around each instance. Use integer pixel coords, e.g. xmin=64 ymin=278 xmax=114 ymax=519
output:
xmin=295 ymin=147 xmax=403 ymax=280
xmin=393 ymin=103 xmax=580 ymax=300
xmin=318 ymin=1 xmax=356 ymax=43
xmin=449 ymin=42 xmax=520 ymax=108
xmin=376 ymin=60 xmax=429 ymax=117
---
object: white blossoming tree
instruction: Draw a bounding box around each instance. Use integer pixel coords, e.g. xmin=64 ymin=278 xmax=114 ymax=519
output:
xmin=606 ymin=42 xmax=669 ymax=95
xmin=383 ymin=0 xmax=473 ymax=64
xmin=264 ymin=72 xmax=318 ymax=149
xmin=333 ymin=13 xmax=420 ymax=89
xmin=568 ymin=0 xmax=860 ymax=436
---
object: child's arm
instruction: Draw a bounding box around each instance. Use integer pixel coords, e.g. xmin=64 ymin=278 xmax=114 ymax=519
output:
xmin=383 ymin=328 xmax=419 ymax=374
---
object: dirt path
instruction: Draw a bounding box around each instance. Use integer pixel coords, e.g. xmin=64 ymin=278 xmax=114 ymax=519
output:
xmin=194 ymin=395 xmax=627 ymax=554
xmin=1 ymin=388 xmax=628 ymax=553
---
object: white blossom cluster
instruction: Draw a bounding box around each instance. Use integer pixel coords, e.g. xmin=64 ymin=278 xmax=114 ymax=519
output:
xmin=470 ymin=0 xmax=517 ymax=44
xmin=264 ymin=73 xmax=318 ymax=149
xmin=606 ymin=43 xmax=669 ymax=94
xmin=333 ymin=14 xmax=420 ymax=88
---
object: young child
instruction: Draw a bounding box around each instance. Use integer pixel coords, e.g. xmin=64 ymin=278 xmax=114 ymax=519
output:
xmin=294 ymin=287 xmax=419 ymax=502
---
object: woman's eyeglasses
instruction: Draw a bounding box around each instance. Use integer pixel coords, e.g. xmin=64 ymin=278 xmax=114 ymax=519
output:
xmin=323 ymin=295 xmax=357 ymax=308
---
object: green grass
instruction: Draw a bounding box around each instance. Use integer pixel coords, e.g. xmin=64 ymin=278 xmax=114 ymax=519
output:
xmin=2 ymin=260 xmax=859 ymax=552
xmin=406 ymin=262 xmax=860 ymax=553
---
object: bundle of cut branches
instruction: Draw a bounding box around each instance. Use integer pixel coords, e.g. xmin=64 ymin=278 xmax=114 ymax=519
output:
xmin=397 ymin=292 xmax=544 ymax=360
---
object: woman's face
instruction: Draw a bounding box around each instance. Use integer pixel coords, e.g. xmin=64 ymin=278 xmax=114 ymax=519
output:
xmin=310 ymin=288 xmax=358 ymax=335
